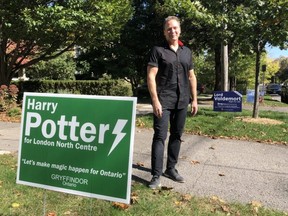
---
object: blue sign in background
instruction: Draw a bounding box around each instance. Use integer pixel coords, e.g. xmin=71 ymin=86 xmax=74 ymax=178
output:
xmin=213 ymin=91 xmax=242 ymax=112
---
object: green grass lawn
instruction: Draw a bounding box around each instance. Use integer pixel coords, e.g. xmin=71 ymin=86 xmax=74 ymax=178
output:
xmin=137 ymin=94 xmax=288 ymax=145
xmin=137 ymin=108 xmax=288 ymax=145
xmin=0 ymin=154 xmax=287 ymax=216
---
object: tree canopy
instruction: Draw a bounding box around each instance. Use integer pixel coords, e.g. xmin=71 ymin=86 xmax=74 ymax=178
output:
xmin=0 ymin=0 xmax=133 ymax=85
xmin=2 ymin=0 xmax=288 ymax=112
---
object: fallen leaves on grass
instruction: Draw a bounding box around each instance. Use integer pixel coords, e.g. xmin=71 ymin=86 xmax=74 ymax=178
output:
xmin=174 ymin=201 xmax=183 ymax=206
xmin=250 ymin=200 xmax=262 ymax=214
xmin=236 ymin=116 xmax=284 ymax=125
xmin=210 ymin=196 xmax=231 ymax=214
xmin=174 ymin=194 xmax=193 ymax=207
xmin=136 ymin=119 xmax=146 ymax=127
xmin=11 ymin=203 xmax=20 ymax=208
xmin=152 ymin=186 xmax=174 ymax=195
xmin=112 ymin=202 xmax=130 ymax=210
xmin=13 ymin=190 xmax=22 ymax=197
xmin=130 ymin=192 xmax=139 ymax=204
xmin=221 ymin=204 xmax=230 ymax=213
xmin=181 ymin=194 xmax=192 ymax=202
xmin=211 ymin=195 xmax=226 ymax=204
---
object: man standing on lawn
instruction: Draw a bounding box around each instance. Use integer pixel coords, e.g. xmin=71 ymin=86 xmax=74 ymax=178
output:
xmin=147 ymin=16 xmax=198 ymax=189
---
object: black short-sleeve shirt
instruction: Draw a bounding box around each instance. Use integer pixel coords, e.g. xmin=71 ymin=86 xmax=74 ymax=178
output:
xmin=148 ymin=42 xmax=194 ymax=109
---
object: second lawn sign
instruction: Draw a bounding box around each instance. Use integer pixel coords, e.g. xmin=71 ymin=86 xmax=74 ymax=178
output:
xmin=16 ymin=93 xmax=137 ymax=204
xmin=213 ymin=91 xmax=242 ymax=112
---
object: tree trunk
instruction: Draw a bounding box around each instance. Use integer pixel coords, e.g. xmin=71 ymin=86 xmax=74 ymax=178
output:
xmin=252 ymin=48 xmax=261 ymax=118
xmin=0 ymin=36 xmax=14 ymax=86
xmin=0 ymin=61 xmax=14 ymax=86
xmin=214 ymin=44 xmax=222 ymax=91
xmin=0 ymin=57 xmax=11 ymax=86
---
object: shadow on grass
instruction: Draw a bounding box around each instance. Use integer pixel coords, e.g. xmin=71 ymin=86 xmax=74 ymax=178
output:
xmin=132 ymin=175 xmax=149 ymax=186
xmin=132 ymin=164 xmax=151 ymax=185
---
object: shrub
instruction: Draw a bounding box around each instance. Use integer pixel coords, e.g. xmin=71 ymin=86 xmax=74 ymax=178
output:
xmin=7 ymin=107 xmax=22 ymax=117
xmin=0 ymin=84 xmax=19 ymax=112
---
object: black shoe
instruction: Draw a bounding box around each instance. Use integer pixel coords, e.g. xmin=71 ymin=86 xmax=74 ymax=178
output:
xmin=148 ymin=175 xmax=161 ymax=189
xmin=163 ymin=169 xmax=185 ymax=183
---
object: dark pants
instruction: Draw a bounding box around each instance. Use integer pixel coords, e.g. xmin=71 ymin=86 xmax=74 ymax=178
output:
xmin=151 ymin=107 xmax=187 ymax=176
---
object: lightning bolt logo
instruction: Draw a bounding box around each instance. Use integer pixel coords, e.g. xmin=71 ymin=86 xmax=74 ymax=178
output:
xmin=108 ymin=119 xmax=128 ymax=156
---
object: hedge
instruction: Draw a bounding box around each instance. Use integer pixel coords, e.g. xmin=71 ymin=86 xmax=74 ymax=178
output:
xmin=15 ymin=80 xmax=133 ymax=100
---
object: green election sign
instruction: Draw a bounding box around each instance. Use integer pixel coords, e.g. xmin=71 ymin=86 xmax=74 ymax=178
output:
xmin=16 ymin=93 xmax=137 ymax=204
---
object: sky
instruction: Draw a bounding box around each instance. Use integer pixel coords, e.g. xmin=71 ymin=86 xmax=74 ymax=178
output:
xmin=266 ymin=46 xmax=288 ymax=59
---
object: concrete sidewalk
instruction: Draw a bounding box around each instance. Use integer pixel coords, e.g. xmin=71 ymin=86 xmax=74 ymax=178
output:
xmin=0 ymin=121 xmax=287 ymax=212
xmin=133 ymin=128 xmax=288 ymax=212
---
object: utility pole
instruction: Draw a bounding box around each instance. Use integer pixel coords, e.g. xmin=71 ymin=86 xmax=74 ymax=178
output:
xmin=221 ymin=43 xmax=229 ymax=91
xmin=221 ymin=0 xmax=229 ymax=91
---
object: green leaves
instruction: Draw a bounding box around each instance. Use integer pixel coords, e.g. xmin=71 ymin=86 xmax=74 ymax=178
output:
xmin=0 ymin=0 xmax=133 ymax=85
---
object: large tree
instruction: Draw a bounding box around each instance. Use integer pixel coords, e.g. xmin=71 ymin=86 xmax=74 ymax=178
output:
xmin=0 ymin=0 xmax=133 ymax=85
xmin=77 ymin=0 xmax=169 ymax=94
xmin=231 ymin=0 xmax=288 ymax=117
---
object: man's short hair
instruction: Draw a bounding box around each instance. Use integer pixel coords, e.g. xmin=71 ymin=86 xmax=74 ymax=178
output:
xmin=163 ymin=16 xmax=181 ymax=30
